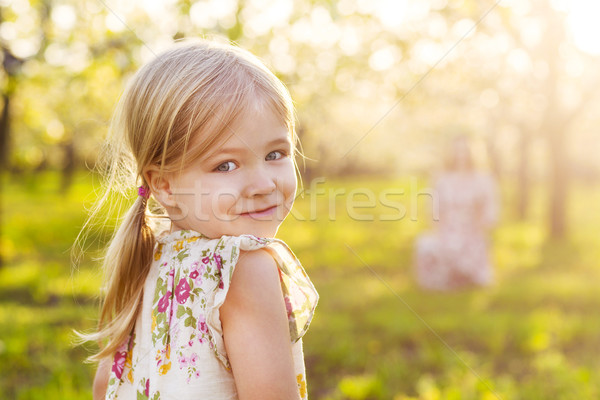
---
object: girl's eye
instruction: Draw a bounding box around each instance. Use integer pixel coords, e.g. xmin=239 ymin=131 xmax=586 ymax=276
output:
xmin=215 ymin=161 xmax=237 ymax=172
xmin=266 ymin=151 xmax=284 ymax=161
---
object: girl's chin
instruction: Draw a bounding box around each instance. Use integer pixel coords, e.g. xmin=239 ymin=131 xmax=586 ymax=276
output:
xmin=200 ymin=224 xmax=281 ymax=239
xmin=236 ymin=227 xmax=280 ymax=239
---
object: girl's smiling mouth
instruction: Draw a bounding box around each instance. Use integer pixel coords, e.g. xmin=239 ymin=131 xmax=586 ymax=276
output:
xmin=239 ymin=205 xmax=278 ymax=218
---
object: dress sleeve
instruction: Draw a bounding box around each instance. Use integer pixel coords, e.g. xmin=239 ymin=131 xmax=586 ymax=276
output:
xmin=205 ymin=235 xmax=319 ymax=369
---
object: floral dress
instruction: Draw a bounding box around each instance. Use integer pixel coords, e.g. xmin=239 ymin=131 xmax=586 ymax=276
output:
xmin=105 ymin=230 xmax=319 ymax=399
xmin=415 ymin=172 xmax=499 ymax=290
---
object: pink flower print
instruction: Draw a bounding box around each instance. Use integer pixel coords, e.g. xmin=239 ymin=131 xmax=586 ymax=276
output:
xmin=169 ymin=307 xmax=175 ymax=328
xmin=189 ymin=261 xmax=199 ymax=279
xmin=284 ymin=295 xmax=293 ymax=318
xmin=178 ymin=355 xmax=188 ymax=369
xmin=189 ymin=353 xmax=198 ymax=365
xmin=112 ymin=351 xmax=127 ymax=379
xmin=145 ymin=378 xmax=150 ymax=397
xmin=214 ymin=254 xmax=223 ymax=271
xmin=175 ymin=278 xmax=191 ymax=304
xmin=194 ymin=370 xmax=201 ymax=379
xmin=189 ymin=262 xmax=206 ymax=285
xmin=157 ymin=291 xmax=171 ymax=313
xmin=202 ymin=256 xmax=210 ymax=264
xmin=218 ymin=280 xmax=224 ymax=289
xmin=188 ymin=339 xmax=194 ymax=347
xmin=197 ymin=315 xmax=208 ymax=334
xmin=167 ymin=268 xmax=175 ymax=290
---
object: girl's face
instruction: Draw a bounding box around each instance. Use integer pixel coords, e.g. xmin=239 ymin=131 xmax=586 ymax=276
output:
xmin=164 ymin=107 xmax=296 ymax=239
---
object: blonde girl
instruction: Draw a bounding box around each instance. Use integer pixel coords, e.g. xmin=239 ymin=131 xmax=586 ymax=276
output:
xmin=77 ymin=40 xmax=318 ymax=400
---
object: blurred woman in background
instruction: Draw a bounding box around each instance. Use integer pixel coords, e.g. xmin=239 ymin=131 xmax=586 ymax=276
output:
xmin=415 ymin=135 xmax=499 ymax=290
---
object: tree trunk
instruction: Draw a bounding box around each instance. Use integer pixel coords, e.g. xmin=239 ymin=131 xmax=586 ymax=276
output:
xmin=540 ymin=5 xmax=568 ymax=239
xmin=484 ymin=127 xmax=502 ymax=180
xmin=516 ymin=127 xmax=530 ymax=220
xmin=60 ymin=138 xmax=76 ymax=193
xmin=0 ymin=94 xmax=9 ymax=170
xmin=548 ymin=124 xmax=567 ymax=238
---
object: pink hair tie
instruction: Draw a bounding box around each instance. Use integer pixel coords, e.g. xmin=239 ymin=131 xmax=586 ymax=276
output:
xmin=138 ymin=186 xmax=151 ymax=199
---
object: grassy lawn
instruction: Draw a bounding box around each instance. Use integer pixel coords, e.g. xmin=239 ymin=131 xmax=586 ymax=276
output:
xmin=2 ymin=171 xmax=600 ymax=399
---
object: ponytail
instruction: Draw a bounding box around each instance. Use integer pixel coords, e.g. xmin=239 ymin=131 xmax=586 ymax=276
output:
xmin=75 ymin=185 xmax=156 ymax=362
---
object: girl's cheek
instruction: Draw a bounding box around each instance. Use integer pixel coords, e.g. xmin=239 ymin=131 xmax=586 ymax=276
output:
xmin=286 ymin=169 xmax=298 ymax=194
xmin=213 ymin=188 xmax=241 ymax=211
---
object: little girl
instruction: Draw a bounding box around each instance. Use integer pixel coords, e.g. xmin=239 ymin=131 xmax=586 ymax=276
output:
xmin=78 ymin=40 xmax=318 ymax=400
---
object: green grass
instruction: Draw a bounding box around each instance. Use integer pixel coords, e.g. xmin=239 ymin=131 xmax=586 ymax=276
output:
xmin=2 ymin=171 xmax=600 ymax=399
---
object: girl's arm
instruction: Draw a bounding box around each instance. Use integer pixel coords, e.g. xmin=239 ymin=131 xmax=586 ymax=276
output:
xmin=220 ymin=249 xmax=301 ymax=400
xmin=93 ymin=357 xmax=111 ymax=400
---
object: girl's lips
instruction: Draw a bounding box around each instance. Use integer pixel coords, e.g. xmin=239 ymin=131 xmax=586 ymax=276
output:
xmin=240 ymin=205 xmax=278 ymax=218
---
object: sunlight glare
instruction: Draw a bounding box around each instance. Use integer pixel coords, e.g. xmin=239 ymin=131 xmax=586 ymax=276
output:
xmin=244 ymin=0 xmax=293 ymax=36
xmin=565 ymin=0 xmax=600 ymax=55
xmin=551 ymin=0 xmax=600 ymax=55
xmin=105 ymin=12 xmax=125 ymax=33
xmin=375 ymin=0 xmax=408 ymax=29
xmin=51 ymin=4 xmax=77 ymax=31
xmin=369 ymin=46 xmax=397 ymax=71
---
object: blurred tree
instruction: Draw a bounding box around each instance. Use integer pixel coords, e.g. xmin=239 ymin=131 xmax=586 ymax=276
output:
xmin=0 ymin=45 xmax=22 ymax=171
xmin=0 ymin=5 xmax=25 ymax=171
xmin=0 ymin=0 xmax=598 ymax=234
xmin=539 ymin=3 xmax=599 ymax=238
xmin=445 ymin=0 xmax=600 ymax=238
xmin=508 ymin=1 xmax=600 ymax=237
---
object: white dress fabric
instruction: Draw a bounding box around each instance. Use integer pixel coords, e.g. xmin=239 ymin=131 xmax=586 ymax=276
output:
xmin=104 ymin=229 xmax=319 ymax=399
xmin=415 ymin=172 xmax=498 ymax=290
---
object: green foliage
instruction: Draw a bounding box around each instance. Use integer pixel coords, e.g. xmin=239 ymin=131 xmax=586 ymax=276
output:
xmin=2 ymin=171 xmax=600 ymax=399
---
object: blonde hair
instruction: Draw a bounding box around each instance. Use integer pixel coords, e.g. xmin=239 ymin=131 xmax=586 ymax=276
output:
xmin=74 ymin=39 xmax=297 ymax=362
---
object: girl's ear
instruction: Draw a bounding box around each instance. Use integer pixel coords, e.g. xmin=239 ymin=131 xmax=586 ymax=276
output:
xmin=143 ymin=166 xmax=178 ymax=208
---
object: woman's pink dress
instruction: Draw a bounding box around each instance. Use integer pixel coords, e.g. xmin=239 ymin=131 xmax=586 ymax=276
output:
xmin=416 ymin=172 xmax=498 ymax=290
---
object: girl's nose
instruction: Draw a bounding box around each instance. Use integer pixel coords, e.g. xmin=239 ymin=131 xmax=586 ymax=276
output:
xmin=244 ymin=169 xmax=276 ymax=197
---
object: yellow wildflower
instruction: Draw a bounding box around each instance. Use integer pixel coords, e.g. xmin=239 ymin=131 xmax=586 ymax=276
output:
xmin=174 ymin=241 xmax=184 ymax=252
